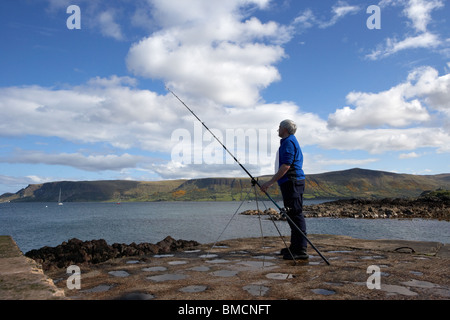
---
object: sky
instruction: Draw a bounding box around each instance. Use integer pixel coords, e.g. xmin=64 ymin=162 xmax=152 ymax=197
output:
xmin=0 ymin=0 xmax=449 ymax=195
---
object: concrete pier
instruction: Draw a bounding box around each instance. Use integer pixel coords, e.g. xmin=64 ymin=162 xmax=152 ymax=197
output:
xmin=0 ymin=236 xmax=65 ymax=300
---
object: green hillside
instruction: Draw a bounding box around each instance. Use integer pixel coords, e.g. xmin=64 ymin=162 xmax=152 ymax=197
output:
xmin=304 ymin=168 xmax=450 ymax=199
xmin=1 ymin=168 xmax=449 ymax=203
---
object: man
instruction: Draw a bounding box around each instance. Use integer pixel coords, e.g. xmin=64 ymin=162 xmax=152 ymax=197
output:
xmin=260 ymin=119 xmax=308 ymax=260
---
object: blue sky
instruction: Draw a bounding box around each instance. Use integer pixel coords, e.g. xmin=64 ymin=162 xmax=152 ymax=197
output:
xmin=0 ymin=0 xmax=449 ymax=195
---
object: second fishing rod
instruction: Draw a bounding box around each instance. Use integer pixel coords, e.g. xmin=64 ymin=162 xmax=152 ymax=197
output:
xmin=167 ymin=87 xmax=330 ymax=266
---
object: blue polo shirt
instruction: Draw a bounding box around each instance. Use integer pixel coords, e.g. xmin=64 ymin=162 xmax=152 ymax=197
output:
xmin=278 ymin=134 xmax=305 ymax=185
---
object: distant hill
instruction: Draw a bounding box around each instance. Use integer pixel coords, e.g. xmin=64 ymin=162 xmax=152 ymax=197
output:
xmin=1 ymin=168 xmax=449 ymax=203
xmin=304 ymin=168 xmax=450 ymax=199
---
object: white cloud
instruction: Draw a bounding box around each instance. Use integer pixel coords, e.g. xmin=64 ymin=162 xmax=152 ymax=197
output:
xmin=403 ymin=0 xmax=444 ymax=32
xmin=97 ymin=10 xmax=124 ymax=41
xmin=320 ymin=127 xmax=450 ymax=154
xmin=303 ymin=154 xmax=379 ymax=174
xmin=293 ymin=1 xmax=360 ymax=31
xmin=86 ymin=75 xmax=138 ymax=87
xmin=319 ymin=1 xmax=360 ymax=28
xmin=328 ymin=87 xmax=430 ymax=129
xmin=1 ymin=150 xmax=146 ymax=172
xmin=0 ymin=77 xmax=303 ymax=179
xmin=152 ymin=161 xmax=254 ymax=180
xmin=0 ymin=174 xmax=54 ymax=195
xmin=293 ymin=9 xmax=316 ymax=32
xmin=366 ymin=32 xmax=441 ymax=60
xmin=45 ymin=1 xmax=127 ymax=41
xmin=405 ymin=66 xmax=450 ymax=112
xmin=328 ymin=65 xmax=450 ymax=130
xmin=399 ymin=152 xmax=421 ymax=159
xmin=2 ymin=64 xmax=448 ymax=182
xmin=26 ymin=175 xmax=53 ymax=183
xmin=146 ymin=0 xmax=270 ymax=28
xmin=367 ymin=0 xmax=445 ymax=59
xmin=0 ymin=76 xmax=184 ymax=152
xmin=126 ymin=0 xmax=290 ymax=108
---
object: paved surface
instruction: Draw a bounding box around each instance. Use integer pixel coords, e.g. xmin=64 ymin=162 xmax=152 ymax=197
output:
xmin=0 ymin=236 xmax=65 ymax=300
xmin=41 ymin=234 xmax=450 ymax=300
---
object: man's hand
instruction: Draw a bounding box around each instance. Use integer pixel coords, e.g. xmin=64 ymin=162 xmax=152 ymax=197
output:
xmin=260 ymin=181 xmax=272 ymax=193
xmin=260 ymin=164 xmax=291 ymax=193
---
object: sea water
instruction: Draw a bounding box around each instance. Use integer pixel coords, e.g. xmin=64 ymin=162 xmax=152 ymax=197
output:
xmin=0 ymin=201 xmax=448 ymax=253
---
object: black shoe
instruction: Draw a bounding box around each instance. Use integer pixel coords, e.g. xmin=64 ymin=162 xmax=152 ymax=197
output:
xmin=282 ymin=247 xmax=308 ymax=260
xmin=279 ymin=247 xmax=307 ymax=255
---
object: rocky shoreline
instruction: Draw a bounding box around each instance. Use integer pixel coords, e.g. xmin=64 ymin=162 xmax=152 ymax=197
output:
xmin=305 ymin=197 xmax=449 ymax=220
xmin=241 ymin=197 xmax=449 ymax=221
xmin=25 ymin=236 xmax=200 ymax=271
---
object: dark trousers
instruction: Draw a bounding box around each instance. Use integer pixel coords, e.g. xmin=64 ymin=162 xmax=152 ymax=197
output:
xmin=280 ymin=179 xmax=307 ymax=251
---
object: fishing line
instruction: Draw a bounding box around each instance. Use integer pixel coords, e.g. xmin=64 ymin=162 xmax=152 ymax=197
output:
xmin=253 ymin=181 xmax=266 ymax=265
xmin=256 ymin=192 xmax=296 ymax=264
xmin=206 ymin=183 xmax=254 ymax=257
xmin=253 ymin=185 xmax=269 ymax=297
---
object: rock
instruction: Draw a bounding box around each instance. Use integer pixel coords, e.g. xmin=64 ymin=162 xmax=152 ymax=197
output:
xmin=303 ymin=196 xmax=449 ymax=221
xmin=264 ymin=208 xmax=278 ymax=216
xmin=240 ymin=209 xmax=263 ymax=215
xmin=240 ymin=207 xmax=286 ymax=220
xmin=25 ymin=237 xmax=199 ymax=271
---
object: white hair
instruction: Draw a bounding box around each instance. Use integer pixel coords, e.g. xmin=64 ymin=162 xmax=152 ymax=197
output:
xmin=280 ymin=119 xmax=297 ymax=135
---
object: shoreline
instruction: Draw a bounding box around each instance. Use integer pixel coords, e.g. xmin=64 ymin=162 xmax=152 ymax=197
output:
xmin=241 ymin=197 xmax=450 ymax=221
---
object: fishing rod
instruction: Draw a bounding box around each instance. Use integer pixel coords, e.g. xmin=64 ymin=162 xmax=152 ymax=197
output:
xmin=167 ymin=87 xmax=330 ymax=266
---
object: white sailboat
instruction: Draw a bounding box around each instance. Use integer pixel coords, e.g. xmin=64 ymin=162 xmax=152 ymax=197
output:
xmin=58 ymin=188 xmax=63 ymax=206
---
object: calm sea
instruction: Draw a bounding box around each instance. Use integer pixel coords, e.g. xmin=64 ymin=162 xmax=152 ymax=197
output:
xmin=0 ymin=200 xmax=449 ymax=253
